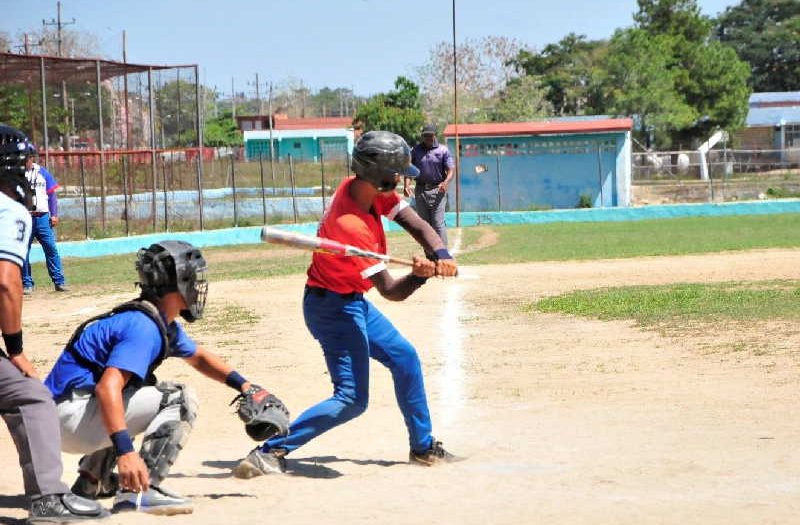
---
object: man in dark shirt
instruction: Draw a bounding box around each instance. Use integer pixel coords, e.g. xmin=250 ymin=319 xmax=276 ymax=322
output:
xmin=403 ymin=124 xmax=454 ymax=250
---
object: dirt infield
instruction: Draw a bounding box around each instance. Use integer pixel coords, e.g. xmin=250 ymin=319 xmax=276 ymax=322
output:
xmin=2 ymin=247 xmax=799 ymax=524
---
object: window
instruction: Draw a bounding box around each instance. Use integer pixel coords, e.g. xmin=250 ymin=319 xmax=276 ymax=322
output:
xmin=786 ymin=124 xmax=800 ymax=148
xmin=294 ymin=142 xmax=302 ymax=149
xmin=241 ymin=121 xmax=253 ymax=131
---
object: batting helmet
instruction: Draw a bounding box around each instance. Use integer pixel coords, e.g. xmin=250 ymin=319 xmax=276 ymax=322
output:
xmin=0 ymin=124 xmax=35 ymax=209
xmin=136 ymin=240 xmax=208 ymax=323
xmin=350 ymin=131 xmax=419 ymax=192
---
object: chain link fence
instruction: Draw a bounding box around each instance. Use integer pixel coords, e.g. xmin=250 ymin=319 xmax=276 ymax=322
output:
xmin=632 ymin=147 xmax=800 ymax=205
xmin=50 ymin=150 xmax=352 ymax=241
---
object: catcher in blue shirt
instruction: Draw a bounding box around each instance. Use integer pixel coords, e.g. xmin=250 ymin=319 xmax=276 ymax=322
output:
xmin=44 ymin=240 xmax=288 ymax=515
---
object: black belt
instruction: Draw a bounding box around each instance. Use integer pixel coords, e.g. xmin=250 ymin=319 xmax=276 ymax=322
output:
xmin=305 ymin=285 xmax=362 ymax=300
xmin=31 ymin=212 xmax=48 ymax=217
xmin=418 ymin=182 xmax=441 ymax=190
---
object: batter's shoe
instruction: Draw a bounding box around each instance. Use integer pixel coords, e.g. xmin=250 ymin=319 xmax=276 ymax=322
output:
xmin=111 ymin=486 xmax=192 ymax=515
xmin=28 ymin=492 xmax=110 ymax=523
xmin=409 ymin=439 xmax=463 ymax=466
xmin=23 ymin=287 xmax=33 ymax=296
xmin=54 ymin=284 xmax=70 ymax=292
xmin=232 ymin=447 xmax=287 ymax=478
xmin=71 ymin=472 xmax=119 ymax=500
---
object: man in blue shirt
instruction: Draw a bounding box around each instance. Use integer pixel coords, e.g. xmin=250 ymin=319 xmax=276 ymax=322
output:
xmin=403 ymin=123 xmax=454 ymax=250
xmin=45 ymin=240 xmax=285 ymax=515
xmin=23 ymin=147 xmax=68 ymax=294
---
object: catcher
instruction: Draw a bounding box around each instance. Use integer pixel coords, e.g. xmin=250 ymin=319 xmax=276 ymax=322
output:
xmin=43 ymin=240 xmax=289 ymax=515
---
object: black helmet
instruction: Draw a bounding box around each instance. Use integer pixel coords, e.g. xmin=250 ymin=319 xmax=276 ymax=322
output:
xmin=350 ymin=131 xmax=419 ymax=192
xmin=136 ymin=240 xmax=209 ymax=323
xmin=0 ymin=124 xmax=35 ymax=209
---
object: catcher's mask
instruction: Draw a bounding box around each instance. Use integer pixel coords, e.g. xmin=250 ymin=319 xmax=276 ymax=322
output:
xmin=350 ymin=131 xmax=419 ymax=192
xmin=136 ymin=240 xmax=208 ymax=322
xmin=0 ymin=124 xmax=35 ymax=210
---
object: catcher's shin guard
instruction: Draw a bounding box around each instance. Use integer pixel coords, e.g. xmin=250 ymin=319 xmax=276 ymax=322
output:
xmin=74 ymin=447 xmax=119 ymax=499
xmin=139 ymin=383 xmax=198 ymax=485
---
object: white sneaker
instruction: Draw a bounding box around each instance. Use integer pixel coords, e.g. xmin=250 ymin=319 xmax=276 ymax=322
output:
xmin=111 ymin=486 xmax=192 ymax=515
xmin=232 ymin=447 xmax=287 ymax=479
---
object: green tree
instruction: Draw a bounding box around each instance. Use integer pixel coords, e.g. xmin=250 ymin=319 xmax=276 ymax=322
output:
xmin=0 ymin=86 xmax=29 ymax=130
xmin=599 ymin=0 xmax=750 ymax=147
xmin=509 ymin=33 xmax=608 ymax=116
xmin=633 ymin=0 xmax=712 ymax=42
xmin=715 ymin=0 xmax=800 ymax=91
xmin=490 ymin=76 xmax=553 ymax=122
xmin=600 ymin=29 xmax=696 ymax=148
xmin=204 ymin=112 xmax=241 ymax=147
xmin=354 ymin=77 xmax=424 ymax=145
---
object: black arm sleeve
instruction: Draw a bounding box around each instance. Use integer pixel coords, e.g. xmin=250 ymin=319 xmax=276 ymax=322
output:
xmin=393 ymin=206 xmax=445 ymax=256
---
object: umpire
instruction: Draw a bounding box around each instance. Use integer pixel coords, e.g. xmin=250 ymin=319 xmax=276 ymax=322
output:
xmin=0 ymin=125 xmax=108 ymax=523
xmin=403 ymin=123 xmax=454 ymax=251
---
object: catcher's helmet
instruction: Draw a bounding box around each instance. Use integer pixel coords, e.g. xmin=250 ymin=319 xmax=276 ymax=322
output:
xmin=350 ymin=131 xmax=419 ymax=192
xmin=0 ymin=124 xmax=35 ymax=209
xmin=136 ymin=240 xmax=208 ymax=322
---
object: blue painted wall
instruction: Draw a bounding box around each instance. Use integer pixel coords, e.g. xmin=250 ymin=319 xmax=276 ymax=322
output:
xmin=28 ymin=199 xmax=800 ymax=263
xmin=447 ymin=132 xmax=630 ymax=211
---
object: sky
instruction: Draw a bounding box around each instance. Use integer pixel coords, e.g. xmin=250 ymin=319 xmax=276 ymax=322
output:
xmin=4 ymin=0 xmax=738 ymax=97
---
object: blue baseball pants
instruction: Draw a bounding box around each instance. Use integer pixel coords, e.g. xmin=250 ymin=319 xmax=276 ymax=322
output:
xmin=263 ymin=288 xmax=434 ymax=454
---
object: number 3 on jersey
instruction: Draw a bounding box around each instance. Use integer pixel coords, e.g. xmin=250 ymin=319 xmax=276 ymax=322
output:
xmin=16 ymin=219 xmax=27 ymax=243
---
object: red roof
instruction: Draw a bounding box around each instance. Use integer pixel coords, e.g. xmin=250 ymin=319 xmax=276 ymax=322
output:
xmin=443 ymin=118 xmax=633 ymax=137
xmin=274 ymin=117 xmax=353 ymax=130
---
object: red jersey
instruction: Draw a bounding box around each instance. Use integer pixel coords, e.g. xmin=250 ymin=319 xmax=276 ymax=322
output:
xmin=306 ymin=176 xmax=409 ymax=294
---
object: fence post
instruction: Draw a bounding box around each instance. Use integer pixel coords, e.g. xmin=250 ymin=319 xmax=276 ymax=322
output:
xmin=195 ymin=153 xmax=204 ymax=231
xmin=122 ymin=156 xmax=130 ymax=236
xmin=231 ymin=154 xmax=238 ymax=227
xmin=259 ymin=151 xmax=267 ymax=224
xmin=495 ymin=155 xmax=501 ymax=211
xmin=320 ymin=149 xmax=327 ymax=214
xmin=289 ymin=154 xmax=298 ymax=223
xmin=162 ymin=157 xmax=169 ymax=232
xmin=79 ymin=155 xmax=89 ymax=240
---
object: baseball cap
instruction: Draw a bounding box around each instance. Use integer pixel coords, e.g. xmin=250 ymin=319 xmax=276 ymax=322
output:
xmin=421 ymin=123 xmax=437 ymax=135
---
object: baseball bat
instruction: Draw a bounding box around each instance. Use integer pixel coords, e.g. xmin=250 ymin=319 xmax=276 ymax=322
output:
xmin=261 ymin=226 xmax=414 ymax=267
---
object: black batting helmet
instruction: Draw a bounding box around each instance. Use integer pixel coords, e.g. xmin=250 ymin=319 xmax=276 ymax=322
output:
xmin=0 ymin=124 xmax=35 ymax=209
xmin=136 ymin=240 xmax=209 ymax=323
xmin=350 ymin=131 xmax=419 ymax=192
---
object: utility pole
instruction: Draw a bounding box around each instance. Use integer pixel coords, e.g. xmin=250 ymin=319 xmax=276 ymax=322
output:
xmin=231 ymin=77 xmax=236 ymax=119
xmin=248 ymin=74 xmax=269 ymax=116
xmin=256 ymin=73 xmax=261 ymax=115
xmin=43 ymin=1 xmax=76 ymax=150
xmin=15 ymin=33 xmax=44 ymax=55
xmin=42 ymin=1 xmax=75 ymax=57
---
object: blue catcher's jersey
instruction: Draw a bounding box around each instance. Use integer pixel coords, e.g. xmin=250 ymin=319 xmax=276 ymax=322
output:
xmin=0 ymin=192 xmax=32 ymax=267
xmin=45 ymin=310 xmax=197 ymax=400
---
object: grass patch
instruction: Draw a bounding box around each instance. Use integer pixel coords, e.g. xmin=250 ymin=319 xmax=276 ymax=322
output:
xmin=766 ymin=187 xmax=800 ymax=199
xmin=197 ymin=303 xmax=261 ymax=334
xmin=457 ymin=213 xmax=800 ymax=265
xmin=533 ymin=280 xmax=800 ymax=327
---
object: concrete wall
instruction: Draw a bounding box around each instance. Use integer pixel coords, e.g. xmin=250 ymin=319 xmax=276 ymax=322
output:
xmin=446 ymin=131 xmax=631 ymax=211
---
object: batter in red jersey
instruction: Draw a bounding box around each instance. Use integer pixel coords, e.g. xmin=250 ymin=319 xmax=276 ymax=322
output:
xmin=234 ymin=131 xmax=460 ymax=477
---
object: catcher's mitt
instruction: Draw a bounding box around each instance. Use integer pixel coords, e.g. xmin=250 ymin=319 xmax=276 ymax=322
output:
xmin=231 ymin=385 xmax=290 ymax=441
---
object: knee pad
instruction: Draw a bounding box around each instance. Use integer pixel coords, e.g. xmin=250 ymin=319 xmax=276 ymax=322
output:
xmin=155 ymin=381 xmax=198 ymax=425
